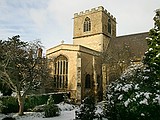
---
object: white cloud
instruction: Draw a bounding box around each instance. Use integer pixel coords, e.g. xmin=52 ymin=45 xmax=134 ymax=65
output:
xmin=29 ymin=8 xmax=47 ymax=29
xmin=0 ymin=0 xmax=160 ymax=51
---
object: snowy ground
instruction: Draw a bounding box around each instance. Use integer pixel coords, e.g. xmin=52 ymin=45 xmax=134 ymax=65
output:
xmin=0 ymin=111 xmax=75 ymax=120
xmin=0 ymin=102 xmax=107 ymax=120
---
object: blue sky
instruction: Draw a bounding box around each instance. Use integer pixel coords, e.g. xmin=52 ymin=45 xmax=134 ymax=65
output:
xmin=0 ymin=0 xmax=160 ymax=53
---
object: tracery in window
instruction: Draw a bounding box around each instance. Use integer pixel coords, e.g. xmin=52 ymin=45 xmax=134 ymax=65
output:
xmin=84 ymin=17 xmax=91 ymax=32
xmin=108 ymin=19 xmax=111 ymax=34
xmin=53 ymin=55 xmax=68 ymax=89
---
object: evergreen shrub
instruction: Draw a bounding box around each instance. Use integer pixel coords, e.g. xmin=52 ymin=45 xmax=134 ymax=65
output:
xmin=0 ymin=93 xmax=67 ymax=113
xmin=25 ymin=93 xmax=66 ymax=111
xmin=24 ymin=94 xmax=48 ymax=111
xmin=0 ymin=96 xmax=18 ymax=114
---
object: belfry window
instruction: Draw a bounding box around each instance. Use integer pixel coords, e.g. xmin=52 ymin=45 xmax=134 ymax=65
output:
xmin=53 ymin=55 xmax=68 ymax=89
xmin=108 ymin=19 xmax=111 ymax=34
xmin=83 ymin=17 xmax=91 ymax=32
xmin=85 ymin=74 xmax=91 ymax=88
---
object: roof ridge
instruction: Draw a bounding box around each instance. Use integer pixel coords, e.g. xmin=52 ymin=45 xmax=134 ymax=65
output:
xmin=117 ymin=32 xmax=148 ymax=38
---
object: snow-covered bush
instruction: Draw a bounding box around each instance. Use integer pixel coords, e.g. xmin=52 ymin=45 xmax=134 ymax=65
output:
xmin=103 ymin=64 xmax=160 ymax=120
xmin=103 ymin=9 xmax=160 ymax=120
xmin=75 ymin=95 xmax=96 ymax=120
xmin=44 ymin=95 xmax=60 ymax=118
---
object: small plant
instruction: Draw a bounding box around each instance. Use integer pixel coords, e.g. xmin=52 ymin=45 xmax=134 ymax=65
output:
xmin=44 ymin=95 xmax=60 ymax=118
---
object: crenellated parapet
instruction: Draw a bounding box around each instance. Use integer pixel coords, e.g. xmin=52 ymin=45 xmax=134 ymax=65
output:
xmin=74 ymin=6 xmax=116 ymax=21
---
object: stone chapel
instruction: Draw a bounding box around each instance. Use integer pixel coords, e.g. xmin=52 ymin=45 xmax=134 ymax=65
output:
xmin=46 ymin=6 xmax=148 ymax=102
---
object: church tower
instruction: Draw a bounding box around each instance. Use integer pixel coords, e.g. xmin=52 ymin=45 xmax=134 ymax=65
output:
xmin=73 ymin=6 xmax=116 ymax=52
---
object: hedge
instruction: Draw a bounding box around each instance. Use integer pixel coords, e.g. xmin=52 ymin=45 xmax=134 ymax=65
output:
xmin=0 ymin=92 xmax=69 ymax=114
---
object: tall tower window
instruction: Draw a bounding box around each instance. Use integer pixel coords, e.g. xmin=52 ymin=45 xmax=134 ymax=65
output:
xmin=83 ymin=17 xmax=91 ymax=32
xmin=53 ymin=55 xmax=68 ymax=89
xmin=108 ymin=19 xmax=111 ymax=34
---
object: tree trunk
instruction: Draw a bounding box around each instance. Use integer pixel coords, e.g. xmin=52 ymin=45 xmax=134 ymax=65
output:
xmin=17 ymin=95 xmax=25 ymax=116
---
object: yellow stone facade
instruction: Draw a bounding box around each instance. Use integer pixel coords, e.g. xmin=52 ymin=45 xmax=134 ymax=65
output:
xmin=46 ymin=6 xmax=148 ymax=102
xmin=46 ymin=6 xmax=116 ymax=102
xmin=73 ymin=6 xmax=116 ymax=52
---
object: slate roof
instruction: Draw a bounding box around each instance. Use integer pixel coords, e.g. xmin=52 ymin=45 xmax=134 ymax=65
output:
xmin=107 ymin=32 xmax=148 ymax=62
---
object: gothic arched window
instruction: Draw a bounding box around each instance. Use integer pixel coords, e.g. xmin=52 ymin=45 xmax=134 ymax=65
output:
xmin=53 ymin=55 xmax=68 ymax=89
xmin=108 ymin=19 xmax=111 ymax=34
xmin=83 ymin=17 xmax=91 ymax=32
xmin=85 ymin=74 xmax=91 ymax=88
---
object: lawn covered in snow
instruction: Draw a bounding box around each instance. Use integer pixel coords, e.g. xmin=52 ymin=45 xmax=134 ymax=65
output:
xmin=0 ymin=102 xmax=107 ymax=120
xmin=0 ymin=111 xmax=75 ymax=120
